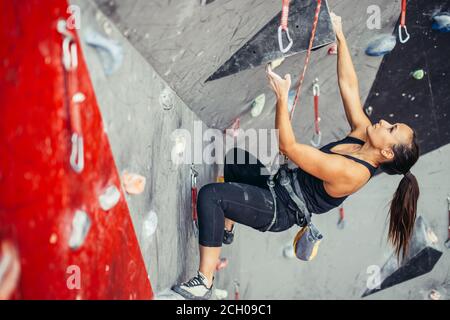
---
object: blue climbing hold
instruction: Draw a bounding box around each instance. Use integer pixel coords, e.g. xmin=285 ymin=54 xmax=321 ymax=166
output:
xmin=84 ymin=28 xmax=124 ymax=76
xmin=365 ymin=34 xmax=397 ymax=57
xmin=432 ymin=13 xmax=450 ymax=33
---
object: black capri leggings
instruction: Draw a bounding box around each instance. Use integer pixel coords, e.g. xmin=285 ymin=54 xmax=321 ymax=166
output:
xmin=197 ymin=148 xmax=297 ymax=247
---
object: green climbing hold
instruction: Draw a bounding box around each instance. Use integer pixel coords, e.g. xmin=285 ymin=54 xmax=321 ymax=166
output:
xmin=251 ymin=94 xmax=266 ymax=117
xmin=412 ymin=69 xmax=424 ymax=80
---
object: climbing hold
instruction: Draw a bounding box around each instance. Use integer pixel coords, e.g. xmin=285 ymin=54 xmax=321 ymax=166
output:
xmin=170 ymin=131 xmax=187 ymax=165
xmin=429 ymin=289 xmax=441 ymax=300
xmin=98 ymin=185 xmax=121 ymax=211
xmin=0 ymin=241 xmax=21 ymax=300
xmin=365 ymin=106 xmax=373 ymax=116
xmin=160 ymin=87 xmax=175 ymax=111
xmin=412 ymin=69 xmax=425 ymax=80
xmin=250 ymin=94 xmax=266 ymax=118
xmin=122 ymin=171 xmax=146 ymax=195
xmin=365 ymin=34 xmax=396 ymax=57
xmin=269 ymin=57 xmax=285 ymax=70
xmin=327 ymin=42 xmax=338 ymax=55
xmin=214 ymin=288 xmax=228 ymax=300
xmin=282 ymin=242 xmax=295 ymax=258
xmin=432 ymin=13 xmax=450 ymax=33
xmin=68 ymin=210 xmax=91 ymax=250
xmin=83 ymin=28 xmax=124 ymax=76
xmin=72 ymin=92 xmax=86 ymax=103
xmin=216 ymin=257 xmax=229 ymax=271
xmin=216 ymin=176 xmax=225 ymax=183
xmin=142 ymin=211 xmax=158 ymax=238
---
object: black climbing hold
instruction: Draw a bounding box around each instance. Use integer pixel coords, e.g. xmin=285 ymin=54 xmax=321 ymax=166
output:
xmin=361 ymin=216 xmax=443 ymax=298
xmin=205 ymin=0 xmax=335 ymax=82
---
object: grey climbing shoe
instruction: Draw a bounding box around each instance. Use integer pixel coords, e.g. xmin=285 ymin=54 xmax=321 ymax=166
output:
xmin=223 ymin=225 xmax=235 ymax=245
xmin=171 ymin=271 xmax=213 ymax=300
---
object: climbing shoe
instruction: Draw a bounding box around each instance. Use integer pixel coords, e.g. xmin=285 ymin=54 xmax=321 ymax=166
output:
xmin=223 ymin=225 xmax=235 ymax=245
xmin=171 ymin=271 xmax=213 ymax=300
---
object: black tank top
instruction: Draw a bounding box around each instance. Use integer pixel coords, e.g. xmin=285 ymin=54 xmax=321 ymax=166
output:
xmin=293 ymin=136 xmax=378 ymax=214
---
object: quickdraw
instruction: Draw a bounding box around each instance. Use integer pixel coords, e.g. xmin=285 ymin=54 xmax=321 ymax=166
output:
xmin=289 ymin=0 xmax=322 ymax=121
xmin=310 ymin=78 xmax=322 ymax=147
xmin=57 ymin=19 xmax=84 ymax=173
xmin=398 ymin=0 xmax=410 ymax=44
xmin=445 ymin=196 xmax=450 ymax=248
xmin=191 ymin=164 xmax=199 ymax=237
xmin=278 ymin=0 xmax=293 ymax=53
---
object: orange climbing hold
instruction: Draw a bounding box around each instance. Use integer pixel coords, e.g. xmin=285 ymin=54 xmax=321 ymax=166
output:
xmin=122 ymin=171 xmax=146 ymax=195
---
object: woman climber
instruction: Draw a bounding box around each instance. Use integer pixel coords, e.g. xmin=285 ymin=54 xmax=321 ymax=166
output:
xmin=172 ymin=13 xmax=420 ymax=300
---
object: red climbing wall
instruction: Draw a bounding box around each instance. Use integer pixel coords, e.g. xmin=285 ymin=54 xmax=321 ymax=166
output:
xmin=0 ymin=0 xmax=153 ymax=299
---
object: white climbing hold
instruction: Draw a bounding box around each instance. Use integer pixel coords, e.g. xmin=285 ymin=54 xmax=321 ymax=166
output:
xmin=269 ymin=57 xmax=285 ymax=70
xmin=282 ymin=242 xmax=295 ymax=259
xmin=214 ymin=288 xmax=228 ymax=300
xmin=99 ymin=185 xmax=121 ymax=211
xmin=429 ymin=289 xmax=441 ymax=300
xmin=250 ymin=94 xmax=266 ymax=118
xmin=159 ymin=87 xmax=175 ymax=111
xmin=366 ymin=106 xmax=373 ymax=116
xmin=69 ymin=210 xmax=91 ymax=250
xmin=72 ymin=92 xmax=86 ymax=103
xmin=142 ymin=210 xmax=158 ymax=238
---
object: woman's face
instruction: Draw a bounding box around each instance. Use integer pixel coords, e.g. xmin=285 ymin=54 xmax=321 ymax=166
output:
xmin=367 ymin=119 xmax=414 ymax=161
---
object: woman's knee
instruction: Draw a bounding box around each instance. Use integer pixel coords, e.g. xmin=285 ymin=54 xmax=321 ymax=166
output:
xmin=197 ymin=184 xmax=222 ymax=214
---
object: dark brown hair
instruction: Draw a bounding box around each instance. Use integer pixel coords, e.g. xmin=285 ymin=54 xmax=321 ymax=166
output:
xmin=380 ymin=131 xmax=420 ymax=260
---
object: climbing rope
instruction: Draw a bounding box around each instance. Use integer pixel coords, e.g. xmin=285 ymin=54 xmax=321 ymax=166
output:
xmin=278 ymin=0 xmax=293 ymax=53
xmin=310 ymin=78 xmax=322 ymax=147
xmin=57 ymin=19 xmax=84 ymax=174
xmin=289 ymin=0 xmax=322 ymax=121
xmin=191 ymin=164 xmax=199 ymax=237
xmin=398 ymin=0 xmax=410 ymax=44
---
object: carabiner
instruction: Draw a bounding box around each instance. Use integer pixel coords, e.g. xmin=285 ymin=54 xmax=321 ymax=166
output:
xmin=70 ymin=133 xmax=84 ymax=173
xmin=398 ymin=25 xmax=410 ymax=44
xmin=57 ymin=20 xmax=78 ymax=71
xmin=313 ymin=78 xmax=320 ymax=97
xmin=190 ymin=164 xmax=198 ymax=188
xmin=278 ymin=25 xmax=293 ymax=54
xmin=310 ymin=130 xmax=322 ymax=148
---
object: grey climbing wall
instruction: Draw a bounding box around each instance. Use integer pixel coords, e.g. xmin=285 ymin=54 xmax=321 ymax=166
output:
xmin=72 ymin=0 xmax=220 ymax=293
xmin=76 ymin=0 xmax=450 ymax=299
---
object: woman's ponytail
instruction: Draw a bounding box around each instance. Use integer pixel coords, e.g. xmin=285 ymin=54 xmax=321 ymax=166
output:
xmin=380 ymin=131 xmax=420 ymax=260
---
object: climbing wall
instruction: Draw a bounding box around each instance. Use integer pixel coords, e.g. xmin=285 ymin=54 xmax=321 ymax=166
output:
xmin=1 ymin=0 xmax=449 ymax=300
xmin=365 ymin=0 xmax=450 ymax=154
xmin=0 ymin=0 xmax=152 ymax=299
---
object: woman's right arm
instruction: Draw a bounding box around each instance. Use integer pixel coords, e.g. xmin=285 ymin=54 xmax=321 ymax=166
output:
xmin=333 ymin=13 xmax=371 ymax=138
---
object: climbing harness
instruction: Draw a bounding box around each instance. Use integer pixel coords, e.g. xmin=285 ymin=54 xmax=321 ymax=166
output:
xmin=191 ymin=164 xmax=199 ymax=237
xmin=289 ymin=0 xmax=322 ymax=120
xmin=58 ymin=19 xmax=84 ymax=173
xmin=310 ymin=78 xmax=322 ymax=147
xmin=337 ymin=204 xmax=345 ymax=229
xmin=278 ymin=0 xmax=294 ymax=53
xmin=445 ymin=196 xmax=450 ymax=249
xmin=398 ymin=0 xmax=410 ymax=44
